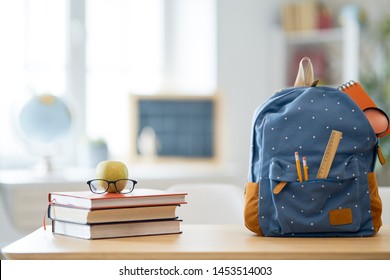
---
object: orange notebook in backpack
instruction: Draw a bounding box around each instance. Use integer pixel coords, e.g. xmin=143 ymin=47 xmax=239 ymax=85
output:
xmin=339 ymin=80 xmax=390 ymax=138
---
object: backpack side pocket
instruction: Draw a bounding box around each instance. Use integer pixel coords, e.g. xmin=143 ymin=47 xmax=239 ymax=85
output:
xmin=244 ymin=182 xmax=263 ymax=235
xmin=368 ymin=172 xmax=382 ymax=234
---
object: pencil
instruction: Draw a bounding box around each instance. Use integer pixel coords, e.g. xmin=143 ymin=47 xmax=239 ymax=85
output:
xmin=295 ymin=152 xmax=303 ymax=183
xmin=303 ymin=156 xmax=309 ymax=181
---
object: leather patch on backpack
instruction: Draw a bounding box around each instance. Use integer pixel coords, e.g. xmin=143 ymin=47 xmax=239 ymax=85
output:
xmin=329 ymin=208 xmax=353 ymax=226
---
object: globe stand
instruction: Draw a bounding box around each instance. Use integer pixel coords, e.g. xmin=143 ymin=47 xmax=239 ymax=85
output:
xmin=35 ymin=155 xmax=54 ymax=176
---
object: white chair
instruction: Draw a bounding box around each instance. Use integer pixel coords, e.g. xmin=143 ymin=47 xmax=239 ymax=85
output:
xmin=166 ymin=183 xmax=244 ymax=224
xmin=379 ymin=187 xmax=390 ymax=224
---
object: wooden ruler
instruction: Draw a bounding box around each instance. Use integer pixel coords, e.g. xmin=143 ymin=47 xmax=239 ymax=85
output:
xmin=316 ymin=130 xmax=343 ymax=179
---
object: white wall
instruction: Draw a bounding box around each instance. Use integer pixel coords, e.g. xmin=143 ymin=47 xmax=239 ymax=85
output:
xmin=217 ymin=0 xmax=278 ymax=183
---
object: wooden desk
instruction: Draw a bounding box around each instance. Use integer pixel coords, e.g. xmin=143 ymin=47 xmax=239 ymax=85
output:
xmin=2 ymin=225 xmax=390 ymax=260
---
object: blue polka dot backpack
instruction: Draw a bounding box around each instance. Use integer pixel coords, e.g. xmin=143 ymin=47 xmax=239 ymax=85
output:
xmin=244 ymin=57 xmax=384 ymax=237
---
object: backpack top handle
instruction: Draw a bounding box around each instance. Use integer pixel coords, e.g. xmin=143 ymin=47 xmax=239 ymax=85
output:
xmin=294 ymin=57 xmax=315 ymax=87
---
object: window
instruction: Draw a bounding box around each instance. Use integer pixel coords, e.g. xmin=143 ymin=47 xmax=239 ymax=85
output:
xmin=0 ymin=0 xmax=67 ymax=168
xmin=85 ymin=0 xmax=216 ymax=161
xmin=85 ymin=0 xmax=164 ymax=159
xmin=0 ymin=0 xmax=216 ymax=169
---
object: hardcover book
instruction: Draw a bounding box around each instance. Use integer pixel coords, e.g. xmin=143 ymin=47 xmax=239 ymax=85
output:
xmin=52 ymin=219 xmax=182 ymax=239
xmin=48 ymin=189 xmax=187 ymax=209
xmin=49 ymin=204 xmax=179 ymax=224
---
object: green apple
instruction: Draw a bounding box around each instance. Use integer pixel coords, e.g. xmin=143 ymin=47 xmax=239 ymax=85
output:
xmin=95 ymin=160 xmax=129 ymax=193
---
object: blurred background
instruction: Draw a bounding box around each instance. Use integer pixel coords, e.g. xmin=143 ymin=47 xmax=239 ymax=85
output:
xmin=1 ymin=0 xmax=390 ymax=249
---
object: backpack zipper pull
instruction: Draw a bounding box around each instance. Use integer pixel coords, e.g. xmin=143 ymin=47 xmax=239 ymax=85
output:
xmin=377 ymin=145 xmax=386 ymax=165
xmin=311 ymin=80 xmax=319 ymax=87
xmin=273 ymin=181 xmax=288 ymax=194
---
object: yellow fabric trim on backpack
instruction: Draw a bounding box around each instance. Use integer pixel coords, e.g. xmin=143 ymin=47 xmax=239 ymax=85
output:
xmin=368 ymin=172 xmax=383 ymax=234
xmin=244 ymin=182 xmax=263 ymax=235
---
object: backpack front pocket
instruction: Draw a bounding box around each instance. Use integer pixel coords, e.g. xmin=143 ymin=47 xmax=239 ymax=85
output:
xmin=268 ymin=155 xmax=363 ymax=235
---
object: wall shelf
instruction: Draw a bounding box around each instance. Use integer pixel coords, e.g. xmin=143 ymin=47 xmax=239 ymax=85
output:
xmin=284 ymin=28 xmax=343 ymax=45
xmin=270 ymin=23 xmax=360 ymax=89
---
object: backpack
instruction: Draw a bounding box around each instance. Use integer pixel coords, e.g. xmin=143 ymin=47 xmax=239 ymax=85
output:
xmin=244 ymin=57 xmax=383 ymax=237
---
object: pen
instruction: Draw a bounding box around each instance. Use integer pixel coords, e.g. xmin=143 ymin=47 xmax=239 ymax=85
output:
xmin=295 ymin=152 xmax=303 ymax=183
xmin=303 ymin=156 xmax=309 ymax=181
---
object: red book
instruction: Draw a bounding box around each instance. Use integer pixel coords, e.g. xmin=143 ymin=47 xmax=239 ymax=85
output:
xmin=48 ymin=189 xmax=187 ymax=210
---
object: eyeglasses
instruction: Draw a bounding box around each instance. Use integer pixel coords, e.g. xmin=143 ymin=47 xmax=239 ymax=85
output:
xmin=87 ymin=179 xmax=137 ymax=194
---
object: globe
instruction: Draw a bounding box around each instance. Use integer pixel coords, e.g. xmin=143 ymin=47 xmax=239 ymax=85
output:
xmin=15 ymin=94 xmax=72 ymax=174
xmin=18 ymin=94 xmax=71 ymax=144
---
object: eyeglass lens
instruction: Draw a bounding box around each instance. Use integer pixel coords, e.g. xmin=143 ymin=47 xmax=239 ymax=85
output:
xmin=89 ymin=179 xmax=135 ymax=194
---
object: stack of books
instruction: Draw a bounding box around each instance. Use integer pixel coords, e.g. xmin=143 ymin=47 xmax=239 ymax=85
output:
xmin=47 ymin=189 xmax=187 ymax=239
xmin=281 ymin=1 xmax=334 ymax=33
